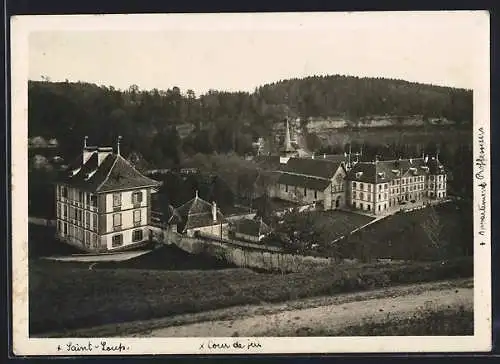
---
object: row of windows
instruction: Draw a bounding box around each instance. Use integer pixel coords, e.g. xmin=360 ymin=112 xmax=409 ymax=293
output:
xmin=354 ymin=191 xmax=449 ymax=212
xmin=429 ymin=191 xmax=447 ymax=198
xmin=112 ymin=210 xmax=142 ymax=228
xmin=59 ymin=186 xmax=97 ymax=207
xmin=112 ymin=229 xmax=143 ymax=247
xmin=352 ymin=175 xmax=445 ymax=191
xmin=113 ymin=191 xmax=143 ymax=208
xmin=352 ymin=192 xmax=389 ymax=202
xmin=352 ymin=182 xmax=389 ymax=192
xmin=60 ymin=187 xmax=145 ymax=211
xmin=401 ymin=184 xmax=424 ymax=193
xmin=352 ymin=201 xmax=389 ymax=212
xmin=58 ymin=222 xmax=99 ymax=248
xmin=353 ymin=189 xmax=428 ymax=202
xmin=398 ymin=176 xmax=425 ymax=185
xmin=353 ymin=190 xmax=443 ymax=213
xmin=58 ymin=203 xmax=98 ymax=231
xmin=428 ymin=183 xmax=447 ymax=189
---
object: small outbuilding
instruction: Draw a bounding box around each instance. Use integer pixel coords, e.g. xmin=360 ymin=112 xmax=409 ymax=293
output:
xmin=230 ymin=217 xmax=272 ymax=243
xmin=175 ymin=191 xmax=227 ymax=238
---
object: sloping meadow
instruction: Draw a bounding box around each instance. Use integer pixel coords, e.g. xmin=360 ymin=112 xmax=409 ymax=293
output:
xmin=30 ymin=256 xmax=472 ymax=336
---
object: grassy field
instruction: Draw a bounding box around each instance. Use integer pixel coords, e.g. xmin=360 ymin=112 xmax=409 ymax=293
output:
xmin=30 ymin=256 xmax=472 ymax=335
xmin=336 ymin=201 xmax=473 ymax=261
xmin=320 ymin=306 xmax=473 ymax=336
xmin=28 ymin=202 xmax=473 ymax=335
xmin=271 ymin=210 xmax=374 ymax=253
xmin=299 ymin=210 xmax=374 ymax=240
xmin=28 ymin=224 xmax=82 ymax=258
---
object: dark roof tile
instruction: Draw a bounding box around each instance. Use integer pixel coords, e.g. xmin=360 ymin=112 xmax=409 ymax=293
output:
xmin=278 ymin=173 xmax=331 ymax=191
xmin=346 ymin=157 xmax=444 ymax=184
xmin=283 ymin=158 xmax=342 ymax=179
xmin=175 ymin=196 xmax=225 ymax=232
xmin=232 ymin=218 xmax=272 ymax=237
xmin=59 ymin=151 xmax=160 ymax=192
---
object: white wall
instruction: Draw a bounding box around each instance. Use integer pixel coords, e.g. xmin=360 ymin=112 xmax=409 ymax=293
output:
xmin=350 ymin=181 xmax=375 ymax=212
xmin=102 ymin=226 xmax=150 ymax=250
xmin=105 ymin=206 xmax=147 ymax=233
xmin=104 ymin=188 xmax=148 ymax=213
xmin=275 ymin=183 xmax=325 ymax=205
xmin=187 ymin=223 xmax=228 ymax=239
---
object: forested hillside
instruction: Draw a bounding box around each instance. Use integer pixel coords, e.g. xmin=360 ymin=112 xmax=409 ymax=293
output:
xmin=28 ymin=75 xmax=472 ymax=168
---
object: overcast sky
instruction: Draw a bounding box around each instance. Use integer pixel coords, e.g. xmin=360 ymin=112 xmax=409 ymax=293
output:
xmin=27 ymin=11 xmax=487 ymax=95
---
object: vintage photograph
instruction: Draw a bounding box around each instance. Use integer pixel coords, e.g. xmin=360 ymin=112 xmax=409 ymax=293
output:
xmin=11 ymin=11 xmax=490 ymax=355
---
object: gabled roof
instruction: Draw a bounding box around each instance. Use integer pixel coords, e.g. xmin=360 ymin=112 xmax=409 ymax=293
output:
xmin=346 ymin=157 xmax=443 ymax=184
xmin=175 ymin=194 xmax=225 ymax=232
xmin=58 ymin=151 xmax=161 ymax=193
xmin=232 ymin=218 xmax=272 ymax=237
xmin=426 ymin=157 xmax=446 ymax=175
xmin=283 ymin=158 xmax=343 ymax=180
xmin=278 ymin=173 xmax=331 ymax=191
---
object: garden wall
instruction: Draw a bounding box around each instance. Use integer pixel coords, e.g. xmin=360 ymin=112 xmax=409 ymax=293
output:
xmin=168 ymin=232 xmax=336 ymax=273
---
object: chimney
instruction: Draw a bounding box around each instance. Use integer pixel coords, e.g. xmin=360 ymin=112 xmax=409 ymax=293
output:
xmin=97 ymin=147 xmax=113 ymax=166
xmin=82 ymin=136 xmax=94 ymax=165
xmin=212 ymin=201 xmax=217 ymax=222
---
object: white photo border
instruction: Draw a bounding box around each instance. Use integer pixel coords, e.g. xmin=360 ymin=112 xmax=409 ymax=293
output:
xmin=10 ymin=11 xmax=492 ymax=356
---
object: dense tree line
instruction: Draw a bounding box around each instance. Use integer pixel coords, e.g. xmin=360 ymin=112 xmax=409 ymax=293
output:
xmin=261 ymin=76 xmax=472 ymax=123
xmin=28 ymin=75 xmax=472 ymax=167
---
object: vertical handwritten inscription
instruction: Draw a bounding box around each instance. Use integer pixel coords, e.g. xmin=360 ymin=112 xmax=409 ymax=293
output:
xmin=475 ymin=126 xmax=487 ymax=245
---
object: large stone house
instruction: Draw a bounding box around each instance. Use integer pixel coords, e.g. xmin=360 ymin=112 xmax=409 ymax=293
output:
xmin=54 ymin=137 xmax=161 ymax=253
xmin=345 ymin=156 xmax=447 ymax=215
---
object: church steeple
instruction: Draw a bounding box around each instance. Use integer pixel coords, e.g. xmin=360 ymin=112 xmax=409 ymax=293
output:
xmin=279 ymin=117 xmax=298 ymax=164
xmin=283 ymin=118 xmax=293 ymax=152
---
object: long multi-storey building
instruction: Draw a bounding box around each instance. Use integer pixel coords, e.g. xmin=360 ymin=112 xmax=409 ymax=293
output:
xmin=345 ymin=156 xmax=447 ymax=215
xmin=55 ymin=137 xmax=161 ymax=252
xmin=262 ymin=118 xmax=448 ymax=215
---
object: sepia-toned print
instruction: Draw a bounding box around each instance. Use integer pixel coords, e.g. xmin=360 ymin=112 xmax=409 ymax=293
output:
xmin=11 ymin=11 xmax=491 ymax=355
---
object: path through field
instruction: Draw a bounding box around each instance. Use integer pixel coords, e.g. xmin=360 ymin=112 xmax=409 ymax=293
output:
xmin=139 ymin=279 xmax=473 ymax=337
xmin=44 ymin=279 xmax=472 ymax=338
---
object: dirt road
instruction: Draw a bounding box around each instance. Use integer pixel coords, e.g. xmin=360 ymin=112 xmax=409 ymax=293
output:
xmin=44 ymin=279 xmax=472 ymax=338
xmin=142 ymin=283 xmax=473 ymax=337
